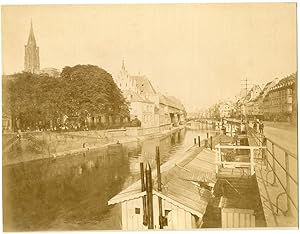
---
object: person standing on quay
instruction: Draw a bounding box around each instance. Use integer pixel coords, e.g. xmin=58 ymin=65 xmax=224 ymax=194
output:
xmin=259 ymin=121 xmax=264 ymax=134
xmin=253 ymin=121 xmax=257 ymax=131
xmin=241 ymin=121 xmax=246 ymax=134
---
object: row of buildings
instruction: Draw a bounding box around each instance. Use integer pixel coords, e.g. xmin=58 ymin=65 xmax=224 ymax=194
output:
xmin=195 ymin=73 xmax=297 ymax=123
xmin=114 ymin=60 xmax=186 ymax=129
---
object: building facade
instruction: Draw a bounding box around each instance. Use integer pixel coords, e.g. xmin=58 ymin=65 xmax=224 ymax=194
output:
xmin=114 ymin=61 xmax=159 ymax=128
xmin=24 ymin=21 xmax=40 ymax=74
xmin=159 ymin=94 xmax=186 ymax=127
xmin=219 ymin=101 xmax=234 ymax=118
xmin=122 ymin=90 xmax=156 ymax=128
xmin=268 ymin=74 xmax=296 ymax=121
xmin=244 ymin=85 xmax=262 ymax=118
xmin=257 ymin=79 xmax=279 ymax=120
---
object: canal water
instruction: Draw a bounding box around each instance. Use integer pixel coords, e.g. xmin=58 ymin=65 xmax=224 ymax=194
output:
xmin=3 ymin=128 xmax=216 ymax=231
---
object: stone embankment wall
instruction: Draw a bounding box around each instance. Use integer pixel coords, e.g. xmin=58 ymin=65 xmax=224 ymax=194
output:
xmin=3 ymin=124 xmax=181 ymax=166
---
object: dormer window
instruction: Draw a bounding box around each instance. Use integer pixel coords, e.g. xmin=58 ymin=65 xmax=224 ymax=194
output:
xmin=135 ymin=208 xmax=140 ymax=214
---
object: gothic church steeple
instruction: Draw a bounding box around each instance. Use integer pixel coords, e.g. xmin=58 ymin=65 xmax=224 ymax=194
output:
xmin=24 ymin=20 xmax=40 ymax=73
xmin=27 ymin=20 xmax=37 ymax=46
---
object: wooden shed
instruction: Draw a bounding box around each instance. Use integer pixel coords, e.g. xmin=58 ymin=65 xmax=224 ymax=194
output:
xmin=212 ymin=175 xmax=266 ymax=228
xmin=108 ymin=148 xmax=217 ymax=230
xmin=219 ymin=196 xmax=255 ymax=228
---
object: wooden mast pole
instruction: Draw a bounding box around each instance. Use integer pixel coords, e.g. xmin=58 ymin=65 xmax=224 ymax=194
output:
xmin=140 ymin=162 xmax=148 ymax=226
xmin=156 ymin=146 xmax=163 ymax=229
xmin=145 ymin=163 xmax=154 ymax=229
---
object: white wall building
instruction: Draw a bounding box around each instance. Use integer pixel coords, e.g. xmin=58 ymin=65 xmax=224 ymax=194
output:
xmin=114 ymin=61 xmax=159 ymax=128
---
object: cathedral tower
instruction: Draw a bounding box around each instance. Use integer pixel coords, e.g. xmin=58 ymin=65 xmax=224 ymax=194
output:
xmin=24 ymin=21 xmax=40 ymax=73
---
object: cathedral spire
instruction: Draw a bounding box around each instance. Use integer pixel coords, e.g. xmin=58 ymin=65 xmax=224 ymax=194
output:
xmin=24 ymin=20 xmax=40 ymax=73
xmin=27 ymin=19 xmax=36 ymax=46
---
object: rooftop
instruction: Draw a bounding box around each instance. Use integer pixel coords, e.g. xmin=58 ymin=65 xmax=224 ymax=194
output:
xmin=270 ymin=73 xmax=296 ymax=92
xmin=122 ymin=90 xmax=153 ymax=104
xmin=130 ymin=75 xmax=157 ymax=96
xmin=108 ymin=147 xmax=216 ymax=217
xmin=159 ymin=94 xmax=185 ymax=111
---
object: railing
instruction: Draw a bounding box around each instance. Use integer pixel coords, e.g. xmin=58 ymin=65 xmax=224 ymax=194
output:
xmin=3 ymin=134 xmax=19 ymax=152
xmin=215 ymin=144 xmax=264 ymax=176
xmin=247 ymin=126 xmax=298 ymax=216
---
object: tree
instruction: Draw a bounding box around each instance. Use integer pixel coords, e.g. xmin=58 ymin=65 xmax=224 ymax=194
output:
xmin=7 ymin=72 xmax=62 ymax=130
xmin=59 ymin=64 xmax=129 ymax=124
xmin=6 ymin=64 xmax=130 ymax=131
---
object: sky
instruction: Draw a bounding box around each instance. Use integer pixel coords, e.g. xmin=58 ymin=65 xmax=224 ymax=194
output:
xmin=2 ymin=3 xmax=297 ymax=111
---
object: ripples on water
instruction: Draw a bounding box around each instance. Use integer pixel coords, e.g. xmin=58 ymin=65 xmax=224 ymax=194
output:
xmin=3 ymin=128 xmax=215 ymax=231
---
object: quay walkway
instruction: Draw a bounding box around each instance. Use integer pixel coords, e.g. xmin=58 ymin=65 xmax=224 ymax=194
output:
xmin=221 ymin=119 xmax=298 ymax=228
xmin=247 ymin=127 xmax=298 ymax=228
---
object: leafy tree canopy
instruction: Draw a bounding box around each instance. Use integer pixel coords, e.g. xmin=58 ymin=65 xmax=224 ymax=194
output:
xmin=60 ymin=64 xmax=129 ymax=118
xmin=5 ymin=64 xmax=129 ymax=129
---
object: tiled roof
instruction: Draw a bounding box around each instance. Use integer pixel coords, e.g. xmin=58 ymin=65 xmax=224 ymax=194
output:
xmin=167 ymin=96 xmax=185 ymax=111
xmin=159 ymin=94 xmax=185 ymax=111
xmin=270 ymin=74 xmax=296 ymax=92
xmin=159 ymin=94 xmax=169 ymax=105
xmin=130 ymin=75 xmax=157 ymax=96
xmin=262 ymin=81 xmax=273 ymax=93
xmin=122 ymin=90 xmax=153 ymax=104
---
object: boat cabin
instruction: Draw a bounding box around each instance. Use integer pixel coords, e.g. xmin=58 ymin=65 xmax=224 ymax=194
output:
xmin=108 ymin=148 xmax=217 ymax=230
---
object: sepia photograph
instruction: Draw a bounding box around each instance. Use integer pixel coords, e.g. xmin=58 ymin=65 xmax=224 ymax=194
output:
xmin=1 ymin=2 xmax=298 ymax=231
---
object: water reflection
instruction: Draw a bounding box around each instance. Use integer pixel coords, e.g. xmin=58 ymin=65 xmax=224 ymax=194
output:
xmin=3 ymin=129 xmax=215 ymax=231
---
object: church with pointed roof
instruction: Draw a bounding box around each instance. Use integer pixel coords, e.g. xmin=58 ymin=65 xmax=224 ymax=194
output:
xmin=24 ymin=21 xmax=40 ymax=73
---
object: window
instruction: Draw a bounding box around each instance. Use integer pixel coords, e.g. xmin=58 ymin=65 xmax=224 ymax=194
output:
xmin=165 ymin=209 xmax=171 ymax=216
xmin=192 ymin=214 xmax=201 ymax=228
xmin=163 ymin=210 xmax=171 ymax=226
xmin=135 ymin=208 xmax=140 ymax=214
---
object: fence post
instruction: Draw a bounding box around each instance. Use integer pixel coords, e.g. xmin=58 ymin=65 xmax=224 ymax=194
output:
xmin=194 ymin=138 xmax=196 ymax=145
xmin=272 ymin=143 xmax=277 ymax=185
xmin=218 ymin=145 xmax=222 ymax=171
xmin=198 ymin=136 xmax=201 ymax=147
xmin=210 ymin=136 xmax=213 ymax=150
xmin=262 ymin=137 xmax=267 ymax=164
xmin=215 ymin=145 xmax=219 ymax=174
xmin=250 ymin=148 xmax=254 ymax=175
xmin=285 ymin=152 xmax=291 ymax=214
xmin=156 ymin=147 xmax=163 ymax=229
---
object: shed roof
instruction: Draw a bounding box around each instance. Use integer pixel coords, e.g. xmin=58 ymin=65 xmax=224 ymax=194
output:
xmin=159 ymin=94 xmax=185 ymax=111
xmin=108 ymin=148 xmax=216 ymax=217
xmin=216 ymin=176 xmax=260 ymax=210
